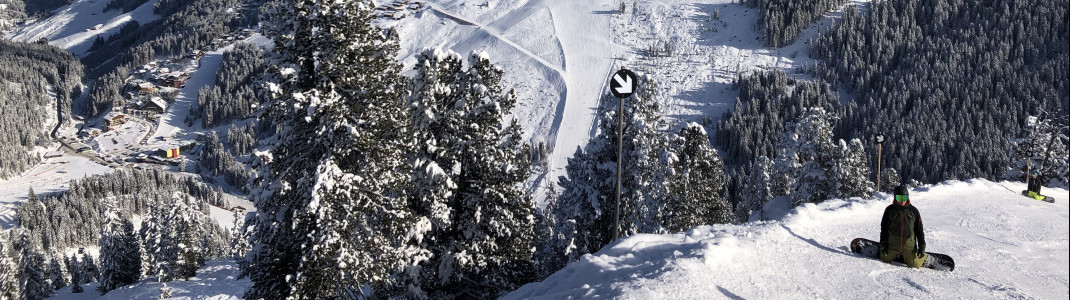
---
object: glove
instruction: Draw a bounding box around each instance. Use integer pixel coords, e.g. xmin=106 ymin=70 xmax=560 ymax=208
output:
xmin=916 ymin=250 xmax=924 ymax=258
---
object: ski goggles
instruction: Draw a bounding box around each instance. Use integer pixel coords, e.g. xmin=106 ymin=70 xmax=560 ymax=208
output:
xmin=895 ymin=195 xmax=909 ymax=202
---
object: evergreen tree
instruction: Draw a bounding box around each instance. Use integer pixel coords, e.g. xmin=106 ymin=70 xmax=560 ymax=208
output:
xmin=15 ymin=231 xmax=51 ymax=300
xmin=46 ymin=255 xmax=68 ymax=291
xmin=665 ymin=123 xmax=731 ymax=232
xmin=1007 ymin=114 xmax=1070 ymax=185
xmin=0 ymin=235 xmax=19 ymax=300
xmin=783 ymin=108 xmax=840 ymax=206
xmin=245 ymin=1 xmax=423 ymax=298
xmin=388 ymin=49 xmax=536 ymax=299
xmin=97 ymin=200 xmax=141 ymax=294
xmin=81 ymin=251 xmax=98 ymax=283
xmin=229 ymin=211 xmax=251 ymax=260
xmin=833 ymin=139 xmax=874 ymax=198
xmin=550 ymin=74 xmax=672 ymax=266
xmin=737 ymin=156 xmax=774 ymax=222
xmin=68 ymin=253 xmax=83 ymax=294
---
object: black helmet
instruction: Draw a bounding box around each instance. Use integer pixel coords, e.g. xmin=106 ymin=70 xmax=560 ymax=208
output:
xmin=894 ymin=185 xmax=909 ymax=196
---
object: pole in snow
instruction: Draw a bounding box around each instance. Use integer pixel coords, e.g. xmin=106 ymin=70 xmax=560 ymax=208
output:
xmin=875 ymin=132 xmax=885 ymax=193
xmin=609 ymin=68 xmax=637 ymax=241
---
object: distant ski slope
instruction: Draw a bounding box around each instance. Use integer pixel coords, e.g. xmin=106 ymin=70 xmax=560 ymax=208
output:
xmin=8 ymin=0 xmax=160 ymax=56
xmin=506 ymin=180 xmax=1070 ymax=299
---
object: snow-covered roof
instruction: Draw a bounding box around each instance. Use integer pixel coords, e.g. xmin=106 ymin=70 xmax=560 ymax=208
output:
xmin=146 ymin=97 xmax=168 ymax=110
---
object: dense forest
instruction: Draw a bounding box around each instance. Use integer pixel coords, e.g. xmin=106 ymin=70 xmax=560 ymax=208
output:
xmin=809 ymin=0 xmax=1069 ymax=183
xmin=0 ymin=0 xmax=26 ymax=30
xmin=1 ymin=170 xmax=232 ymax=297
xmin=715 ymin=0 xmax=1069 ymax=215
xmin=745 ymin=0 xmax=847 ymax=47
xmin=192 ymin=43 xmax=265 ymax=128
xmin=0 ymin=40 xmax=83 ymax=179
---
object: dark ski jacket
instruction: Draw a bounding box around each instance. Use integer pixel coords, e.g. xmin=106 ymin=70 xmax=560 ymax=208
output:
xmin=1028 ymin=175 xmax=1043 ymax=193
xmin=880 ymin=203 xmax=926 ymax=254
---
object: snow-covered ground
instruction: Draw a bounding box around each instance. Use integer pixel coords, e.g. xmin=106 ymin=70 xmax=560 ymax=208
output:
xmin=40 ymin=180 xmax=1069 ymax=299
xmin=50 ymin=260 xmax=250 ymax=300
xmin=0 ymin=151 xmax=112 ymax=229
xmin=6 ymin=0 xmax=160 ymax=56
xmin=506 ymin=180 xmax=1070 ymax=299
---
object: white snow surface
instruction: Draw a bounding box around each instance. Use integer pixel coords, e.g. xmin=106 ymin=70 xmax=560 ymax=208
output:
xmin=0 ymin=152 xmax=112 ymax=229
xmin=7 ymin=0 xmax=161 ymax=56
xmin=50 ymin=260 xmax=250 ymax=300
xmin=506 ymin=180 xmax=1069 ymax=299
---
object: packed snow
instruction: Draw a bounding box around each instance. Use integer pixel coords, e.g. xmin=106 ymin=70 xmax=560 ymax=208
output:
xmin=506 ymin=180 xmax=1069 ymax=299
xmin=7 ymin=0 xmax=161 ymax=56
xmin=50 ymin=260 xmax=250 ymax=300
xmin=0 ymin=151 xmax=112 ymax=229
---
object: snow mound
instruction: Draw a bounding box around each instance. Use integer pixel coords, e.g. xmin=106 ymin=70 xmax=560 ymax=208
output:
xmin=506 ymin=179 xmax=1069 ymax=299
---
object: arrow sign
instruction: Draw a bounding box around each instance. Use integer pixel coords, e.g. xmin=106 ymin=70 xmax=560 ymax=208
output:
xmin=609 ymin=69 xmax=638 ymax=99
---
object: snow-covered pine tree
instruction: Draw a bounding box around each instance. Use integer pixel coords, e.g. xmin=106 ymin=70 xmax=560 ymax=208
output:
xmin=780 ymin=107 xmax=840 ymax=206
xmin=0 ymin=235 xmax=18 ymax=300
xmin=397 ymin=49 xmax=465 ymax=299
xmin=15 ymin=230 xmax=51 ymax=300
xmin=80 ymin=251 xmax=98 ymax=283
xmin=97 ymin=199 xmax=140 ymax=294
xmin=665 ymin=123 xmax=731 ymax=232
xmin=68 ymin=253 xmax=83 ymax=294
xmin=1007 ymin=115 xmax=1070 ymax=185
xmin=737 ymin=156 xmax=774 ymax=222
xmin=229 ymin=211 xmax=251 ymax=260
xmin=245 ymin=1 xmax=423 ymax=298
xmin=387 ymin=50 xmax=536 ymax=299
xmin=440 ymin=51 xmax=535 ymax=298
xmin=138 ymin=202 xmax=164 ymax=279
xmin=879 ymin=168 xmax=900 ymax=193
xmin=551 ymin=73 xmax=672 ymax=265
xmin=533 ymin=183 xmax=564 ymax=281
xmin=833 ymin=139 xmax=874 ymax=199
xmin=46 ymin=255 xmax=68 ymax=291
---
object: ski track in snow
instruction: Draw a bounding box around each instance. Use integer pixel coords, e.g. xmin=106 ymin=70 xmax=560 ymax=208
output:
xmin=394 ymin=0 xmax=620 ymax=204
xmin=7 ymin=0 xmax=161 ymax=56
xmin=507 ymin=180 xmax=1070 ymax=299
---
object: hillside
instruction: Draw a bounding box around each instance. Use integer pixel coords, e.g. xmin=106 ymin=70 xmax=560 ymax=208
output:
xmin=39 ymin=180 xmax=1068 ymax=299
xmin=507 ymin=180 xmax=1069 ymax=299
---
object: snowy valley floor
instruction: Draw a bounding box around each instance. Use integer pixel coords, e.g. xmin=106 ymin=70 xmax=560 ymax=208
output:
xmin=507 ymin=180 xmax=1069 ymax=299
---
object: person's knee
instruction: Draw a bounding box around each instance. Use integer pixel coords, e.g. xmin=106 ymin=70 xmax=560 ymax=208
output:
xmin=907 ymin=252 xmax=927 ymax=268
xmin=879 ymin=249 xmax=897 ymax=263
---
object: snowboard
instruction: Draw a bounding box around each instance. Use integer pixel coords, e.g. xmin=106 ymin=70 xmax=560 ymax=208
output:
xmin=850 ymin=238 xmax=955 ymax=272
xmin=1021 ymin=190 xmax=1056 ymax=203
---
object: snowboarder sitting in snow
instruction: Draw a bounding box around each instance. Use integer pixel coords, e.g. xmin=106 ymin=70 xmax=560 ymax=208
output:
xmin=879 ymin=185 xmax=927 ymax=268
xmin=1027 ymin=170 xmax=1045 ymax=201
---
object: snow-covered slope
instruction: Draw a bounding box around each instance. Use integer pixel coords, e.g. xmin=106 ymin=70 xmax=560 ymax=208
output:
xmin=506 ymin=180 xmax=1069 ymax=299
xmin=390 ymin=0 xmax=873 ymax=203
xmin=50 ymin=260 xmax=250 ymax=300
xmin=41 ymin=180 xmax=1068 ymax=299
xmin=7 ymin=0 xmax=160 ymax=56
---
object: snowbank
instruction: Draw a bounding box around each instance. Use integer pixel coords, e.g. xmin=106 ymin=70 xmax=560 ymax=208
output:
xmin=507 ymin=179 xmax=1069 ymax=299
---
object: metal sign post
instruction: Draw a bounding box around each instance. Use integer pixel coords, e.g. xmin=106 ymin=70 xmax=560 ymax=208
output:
xmin=875 ymin=132 xmax=885 ymax=193
xmin=609 ymin=68 xmax=637 ymax=241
